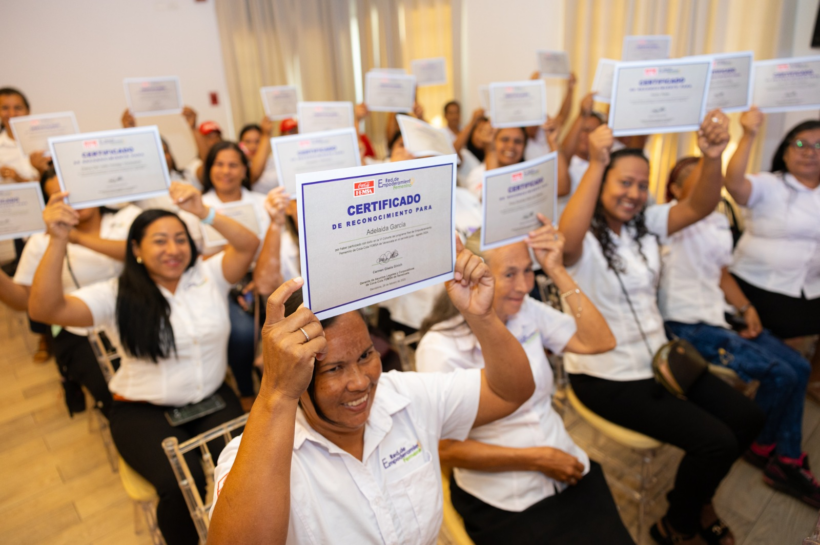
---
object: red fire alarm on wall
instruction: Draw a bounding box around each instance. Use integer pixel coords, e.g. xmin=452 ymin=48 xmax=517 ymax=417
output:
xmin=210 ymin=92 xmax=219 ymax=106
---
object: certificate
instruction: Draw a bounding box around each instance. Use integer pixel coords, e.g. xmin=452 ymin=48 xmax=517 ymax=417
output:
xmin=537 ymin=50 xmax=571 ymax=79
xmin=622 ymin=35 xmax=671 ymax=62
xmin=49 ymin=126 xmax=170 ymax=209
xmin=9 ymin=112 xmax=79 ymax=157
xmin=296 ymin=155 xmax=457 ymax=320
xmin=753 ymin=56 xmax=820 ymax=113
xmin=123 ymin=77 xmax=183 ymax=117
xmin=202 ymin=202 xmax=261 ymax=247
xmin=260 ymin=86 xmax=298 ymax=120
xmin=365 ymin=72 xmax=417 ymax=113
xmin=396 ymin=115 xmax=456 ymax=157
xmin=489 ymin=80 xmax=547 ymax=128
xmin=0 ymin=182 xmax=46 ymax=241
xmin=609 ymin=58 xmax=712 ymax=137
xmin=297 ymin=102 xmax=354 ymax=134
xmin=704 ymin=52 xmax=754 ymax=113
xmin=481 ymin=152 xmax=556 ymax=251
xmin=411 ymin=57 xmax=448 ymax=87
xmin=478 ymin=85 xmax=490 ymax=110
xmin=271 ymin=128 xmax=361 ymax=195
xmin=592 ymin=58 xmax=617 ymax=103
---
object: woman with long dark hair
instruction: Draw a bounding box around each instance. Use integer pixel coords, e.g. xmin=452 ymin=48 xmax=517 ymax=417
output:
xmin=724 ymin=108 xmax=820 ymax=401
xmin=559 ymin=114 xmax=765 ymax=545
xmin=463 ymin=126 xmax=528 ymax=197
xmin=28 ymin=182 xmax=259 ymax=545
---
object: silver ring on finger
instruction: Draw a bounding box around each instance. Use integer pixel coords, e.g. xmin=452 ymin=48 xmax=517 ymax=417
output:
xmin=299 ymin=327 xmax=310 ymax=342
xmin=711 ymin=116 xmax=719 ymax=123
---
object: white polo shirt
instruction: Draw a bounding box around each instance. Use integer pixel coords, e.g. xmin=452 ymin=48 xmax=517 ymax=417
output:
xmin=730 ymin=172 xmax=820 ymax=299
xmin=463 ymin=164 xmax=485 ymax=199
xmin=201 ymin=187 xmax=270 ymax=257
xmin=183 ymin=158 xmax=204 ymax=191
xmin=211 ymin=369 xmax=481 ymax=545
xmin=659 ymin=209 xmax=733 ymax=328
xmin=0 ymin=130 xmax=37 ymax=183
xmin=251 ymin=153 xmax=280 ymax=196
xmin=564 ymin=204 xmax=672 ymax=381
xmin=416 ymin=297 xmax=588 ymax=511
xmin=72 ymin=254 xmax=232 ymax=406
xmin=13 ymin=205 xmax=142 ymax=336
xmin=524 ymin=127 xmax=550 ymax=161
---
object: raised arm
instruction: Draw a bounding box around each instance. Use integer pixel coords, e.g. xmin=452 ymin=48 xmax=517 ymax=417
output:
xmin=183 ymin=106 xmax=210 ymax=162
xmin=554 ymin=73 xmax=576 ymax=128
xmin=0 ymin=270 xmax=30 ymax=311
xmin=543 ymin=116 xmax=570 ymax=197
xmin=445 ymin=237 xmax=534 ymax=428
xmin=208 ymin=278 xmax=327 ymax=545
xmin=559 ymin=92 xmax=594 ymax=161
xmin=68 ymin=230 xmax=126 ymax=261
xmin=559 ymin=125 xmax=613 ymax=267
xmin=667 ymin=110 xmax=730 ymax=236
xmin=170 ymin=182 xmax=259 ymax=284
xmin=253 ymin=187 xmax=287 ymax=297
xmin=28 ymin=193 xmax=94 ymax=327
xmin=250 ymin=117 xmax=273 ymax=184
xmin=353 ymin=103 xmax=369 ymax=139
xmin=527 ymin=215 xmax=616 ymax=354
xmin=725 ymin=106 xmax=763 ymax=206
xmin=453 ymin=108 xmax=484 ymax=154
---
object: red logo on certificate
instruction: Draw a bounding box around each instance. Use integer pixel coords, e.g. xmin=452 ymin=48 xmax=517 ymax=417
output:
xmin=511 ymin=172 xmax=523 ymax=182
xmin=644 ymin=68 xmax=658 ymax=77
xmin=776 ymin=64 xmax=790 ymax=72
xmin=354 ymin=181 xmax=375 ymax=197
xmin=82 ymin=140 xmax=99 ymax=149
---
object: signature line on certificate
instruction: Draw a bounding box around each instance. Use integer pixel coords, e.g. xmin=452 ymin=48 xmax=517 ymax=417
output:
xmin=339 ymin=223 xmax=430 ymax=244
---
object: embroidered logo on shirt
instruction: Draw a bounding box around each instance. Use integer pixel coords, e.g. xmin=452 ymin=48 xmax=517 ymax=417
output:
xmin=382 ymin=441 xmax=422 ymax=469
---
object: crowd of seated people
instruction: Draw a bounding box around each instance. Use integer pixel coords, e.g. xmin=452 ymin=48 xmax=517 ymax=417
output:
xmin=0 ymin=74 xmax=818 ymax=545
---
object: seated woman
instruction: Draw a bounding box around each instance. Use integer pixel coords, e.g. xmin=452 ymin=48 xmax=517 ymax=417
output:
xmin=1 ymin=168 xmax=141 ymax=417
xmin=661 ymin=156 xmax=816 ymax=506
xmin=723 ymin=108 xmax=820 ymax=397
xmin=416 ymin=221 xmax=632 ymax=544
xmin=463 ymin=126 xmax=527 ymax=197
xmin=207 ymin=239 xmax=538 ymax=545
xmin=28 ymin=182 xmax=258 ymax=545
xmin=0 ymin=87 xmax=42 ymax=183
xmin=559 ymin=116 xmax=765 ymax=545
xmin=453 ymin=109 xmax=492 ymax=187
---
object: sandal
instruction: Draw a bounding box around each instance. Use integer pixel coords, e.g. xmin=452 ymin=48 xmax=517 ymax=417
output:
xmin=700 ymin=504 xmax=734 ymax=545
xmin=650 ymin=517 xmax=706 ymax=544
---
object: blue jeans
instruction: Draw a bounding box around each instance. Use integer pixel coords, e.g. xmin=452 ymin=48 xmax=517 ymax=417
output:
xmin=666 ymin=321 xmax=810 ymax=458
xmin=228 ymin=297 xmax=256 ymax=397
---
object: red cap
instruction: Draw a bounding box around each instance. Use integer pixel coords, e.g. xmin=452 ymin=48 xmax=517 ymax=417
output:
xmin=279 ymin=118 xmax=298 ymax=133
xmin=199 ymin=121 xmax=222 ymax=136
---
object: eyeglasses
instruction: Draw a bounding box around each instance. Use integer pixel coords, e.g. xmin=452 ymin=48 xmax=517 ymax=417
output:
xmin=790 ymin=139 xmax=820 ymax=152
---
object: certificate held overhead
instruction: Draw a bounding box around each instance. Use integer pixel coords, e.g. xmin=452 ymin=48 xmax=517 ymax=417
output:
xmin=123 ymin=76 xmax=183 ymax=117
xmin=0 ymin=182 xmax=46 ymax=241
xmin=271 ymin=128 xmax=361 ymax=195
xmin=489 ymin=80 xmax=548 ymax=129
xmin=49 ymin=126 xmax=170 ymax=209
xmin=9 ymin=112 xmax=79 ymax=157
xmin=296 ymin=156 xmax=457 ymax=320
xmin=365 ymin=71 xmax=417 ymax=113
xmin=396 ymin=115 xmax=456 ymax=157
xmin=753 ymin=56 xmax=820 ymax=113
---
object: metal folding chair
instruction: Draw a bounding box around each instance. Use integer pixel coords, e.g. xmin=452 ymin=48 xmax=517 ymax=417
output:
xmin=390 ymin=330 xmax=421 ymax=372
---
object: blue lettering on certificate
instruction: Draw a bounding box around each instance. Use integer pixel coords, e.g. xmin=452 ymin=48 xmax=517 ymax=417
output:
xmin=82 ymin=147 xmax=135 ymax=158
xmin=508 ymin=176 xmax=544 ymax=193
xmin=297 ymin=146 xmax=337 ymax=156
xmin=347 ymin=194 xmax=421 ymax=216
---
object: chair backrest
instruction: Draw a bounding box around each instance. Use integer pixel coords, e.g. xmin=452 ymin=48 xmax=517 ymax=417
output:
xmin=162 ymin=413 xmax=250 ymax=544
xmin=390 ymin=330 xmax=421 ymax=372
xmin=88 ymin=329 xmax=118 ymax=383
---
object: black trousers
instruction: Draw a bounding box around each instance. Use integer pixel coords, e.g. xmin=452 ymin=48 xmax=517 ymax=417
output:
xmin=52 ymin=329 xmax=113 ymax=417
xmin=569 ymin=372 xmax=765 ymax=534
xmin=109 ymin=382 xmax=244 ymax=545
xmin=450 ymin=461 xmax=635 ymax=544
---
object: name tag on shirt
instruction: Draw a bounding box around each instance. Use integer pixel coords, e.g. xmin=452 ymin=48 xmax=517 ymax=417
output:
xmin=380 ymin=439 xmax=428 ymax=481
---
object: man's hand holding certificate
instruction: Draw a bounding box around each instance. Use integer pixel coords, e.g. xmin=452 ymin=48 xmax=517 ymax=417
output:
xmin=0 ymin=182 xmax=46 ymax=241
xmin=296 ymin=156 xmax=457 ymax=320
xmin=396 ymin=115 xmax=456 ymax=157
xmin=49 ymin=126 xmax=170 ymax=209
xmin=481 ymin=153 xmax=557 ymax=251
xmin=365 ymin=72 xmax=417 ymax=113
xmin=753 ymin=56 xmax=820 ymax=113
xmin=489 ymin=80 xmax=547 ymax=128
xmin=9 ymin=112 xmax=79 ymax=157
xmin=123 ymin=77 xmax=183 ymax=117
xmin=260 ymin=86 xmax=299 ymax=120
xmin=297 ymin=102 xmax=354 ymax=134
xmin=271 ymin=128 xmax=361 ymax=195
xmin=609 ymin=58 xmax=712 ymax=136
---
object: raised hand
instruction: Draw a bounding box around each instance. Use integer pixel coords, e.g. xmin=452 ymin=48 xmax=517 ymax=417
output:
xmin=588 ymin=124 xmax=614 ymax=165
xmin=543 ymin=116 xmax=560 ymax=151
xmin=121 ymin=109 xmax=136 ymax=129
xmin=43 ymin=191 xmax=79 ymax=240
xmin=260 ymin=277 xmax=327 ymax=400
xmin=260 ymin=116 xmax=274 ymax=136
xmin=446 ymin=235 xmax=494 ymax=319
xmin=169 ymin=181 xmax=208 ymax=219
xmin=29 ymin=151 xmax=51 ymax=174
xmin=412 ymin=101 xmax=424 ymax=121
xmin=740 ymin=106 xmax=764 ymax=136
xmin=526 ymin=214 xmax=564 ymax=276
xmin=264 ymin=186 xmax=288 ymax=225
xmin=354 ymin=103 xmax=369 ymax=124
xmin=182 ymin=106 xmax=198 ymax=130
xmin=580 ymin=92 xmax=595 ymax=117
xmin=697 ymin=109 xmax=730 ymax=159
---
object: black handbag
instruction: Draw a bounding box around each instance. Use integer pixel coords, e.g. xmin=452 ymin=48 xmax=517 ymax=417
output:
xmin=614 ymin=270 xmax=709 ymax=399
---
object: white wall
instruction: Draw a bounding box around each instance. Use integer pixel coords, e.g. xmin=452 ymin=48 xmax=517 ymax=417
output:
xmin=0 ymin=0 xmax=232 ymax=166
xmin=459 ymin=0 xmax=566 ymax=116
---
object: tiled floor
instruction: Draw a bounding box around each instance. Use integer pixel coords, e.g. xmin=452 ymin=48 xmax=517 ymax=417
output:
xmin=0 ymin=300 xmax=817 ymax=544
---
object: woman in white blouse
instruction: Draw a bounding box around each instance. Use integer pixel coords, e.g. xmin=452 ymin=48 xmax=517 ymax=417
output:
xmin=28 ymin=183 xmax=259 ymax=545
xmin=415 ymin=224 xmax=632 ymax=544
xmin=559 ymin=116 xmax=765 ymax=545
xmin=207 ymin=239 xmax=537 ymax=545
xmin=724 ymin=108 xmax=820 ymax=395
